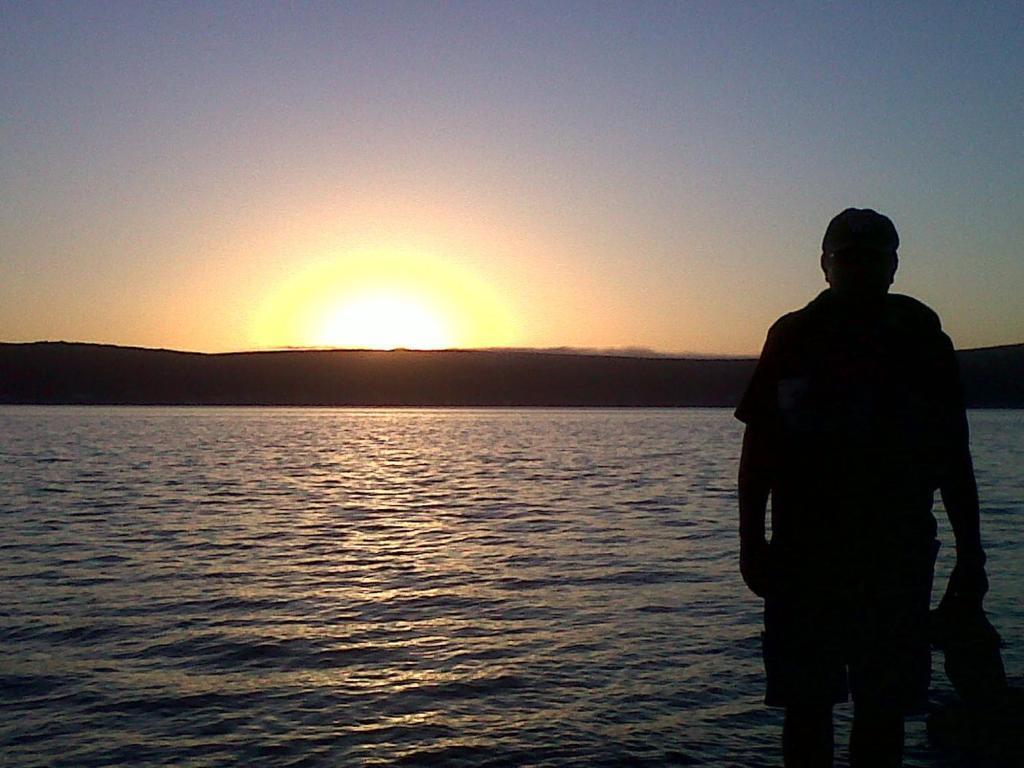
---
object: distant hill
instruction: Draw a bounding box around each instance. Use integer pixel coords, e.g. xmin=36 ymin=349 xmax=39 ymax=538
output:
xmin=1 ymin=341 xmax=1021 ymax=407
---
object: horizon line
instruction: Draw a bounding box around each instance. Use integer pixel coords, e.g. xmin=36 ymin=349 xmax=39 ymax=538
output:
xmin=3 ymin=339 xmax=759 ymax=360
xmin=3 ymin=338 xmax=1024 ymax=360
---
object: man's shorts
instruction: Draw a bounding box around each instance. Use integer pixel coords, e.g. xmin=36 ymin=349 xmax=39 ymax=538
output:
xmin=761 ymin=538 xmax=939 ymax=714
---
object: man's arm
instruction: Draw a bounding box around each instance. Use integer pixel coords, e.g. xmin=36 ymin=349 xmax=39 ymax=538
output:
xmin=739 ymin=423 xmax=772 ymax=597
xmin=941 ymin=443 xmax=988 ymax=605
xmin=932 ymin=326 xmax=987 ymax=605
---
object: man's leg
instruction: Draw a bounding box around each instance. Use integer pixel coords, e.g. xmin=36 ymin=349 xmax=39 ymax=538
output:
xmin=846 ymin=538 xmax=935 ymax=767
xmin=783 ymin=703 xmax=834 ymax=768
xmin=849 ymin=704 xmax=903 ymax=768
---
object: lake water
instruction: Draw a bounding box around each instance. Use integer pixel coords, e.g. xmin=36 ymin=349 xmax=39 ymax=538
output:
xmin=1 ymin=407 xmax=1021 ymax=767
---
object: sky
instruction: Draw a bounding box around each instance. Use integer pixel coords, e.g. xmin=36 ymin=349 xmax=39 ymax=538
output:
xmin=2 ymin=1 xmax=1022 ymax=356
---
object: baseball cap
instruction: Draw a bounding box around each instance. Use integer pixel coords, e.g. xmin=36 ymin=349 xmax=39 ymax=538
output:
xmin=822 ymin=208 xmax=899 ymax=255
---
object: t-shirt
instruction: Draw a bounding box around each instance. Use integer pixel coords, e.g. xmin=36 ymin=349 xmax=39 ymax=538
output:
xmin=736 ymin=289 xmax=967 ymax=578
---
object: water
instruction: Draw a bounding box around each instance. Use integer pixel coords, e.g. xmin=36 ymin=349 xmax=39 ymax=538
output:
xmin=1 ymin=407 xmax=1021 ymax=767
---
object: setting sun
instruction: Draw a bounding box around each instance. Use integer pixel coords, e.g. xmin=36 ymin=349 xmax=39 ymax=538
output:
xmin=250 ymin=241 xmax=517 ymax=351
xmin=314 ymin=291 xmax=452 ymax=350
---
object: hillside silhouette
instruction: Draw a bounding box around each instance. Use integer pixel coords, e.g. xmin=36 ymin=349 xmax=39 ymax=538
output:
xmin=1 ymin=342 xmax=1022 ymax=407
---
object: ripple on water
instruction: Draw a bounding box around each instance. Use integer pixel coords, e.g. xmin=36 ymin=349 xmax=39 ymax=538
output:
xmin=0 ymin=407 xmax=1020 ymax=768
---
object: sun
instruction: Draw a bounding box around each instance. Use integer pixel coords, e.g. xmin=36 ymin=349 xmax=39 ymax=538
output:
xmin=250 ymin=242 xmax=517 ymax=351
xmin=314 ymin=291 xmax=452 ymax=350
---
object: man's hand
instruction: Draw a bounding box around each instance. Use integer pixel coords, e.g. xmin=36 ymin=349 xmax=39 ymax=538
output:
xmin=946 ymin=550 xmax=988 ymax=609
xmin=740 ymin=538 xmax=770 ymax=598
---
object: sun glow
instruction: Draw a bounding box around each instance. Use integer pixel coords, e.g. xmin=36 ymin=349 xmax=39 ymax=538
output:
xmin=251 ymin=242 xmax=516 ymax=350
xmin=315 ymin=291 xmax=451 ymax=349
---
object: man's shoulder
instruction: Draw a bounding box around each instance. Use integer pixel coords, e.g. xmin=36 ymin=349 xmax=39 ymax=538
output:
xmin=766 ymin=292 xmax=945 ymax=338
xmin=764 ymin=297 xmax=824 ymax=343
xmin=885 ymin=293 xmax=943 ymax=333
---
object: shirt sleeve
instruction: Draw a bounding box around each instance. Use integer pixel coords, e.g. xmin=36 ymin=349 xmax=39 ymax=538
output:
xmin=735 ymin=322 xmax=783 ymax=426
xmin=934 ymin=330 xmax=970 ymax=455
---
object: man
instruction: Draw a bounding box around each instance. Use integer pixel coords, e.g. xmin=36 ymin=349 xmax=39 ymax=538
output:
xmin=736 ymin=208 xmax=988 ymax=767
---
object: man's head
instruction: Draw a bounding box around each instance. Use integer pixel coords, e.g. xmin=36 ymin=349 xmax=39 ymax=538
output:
xmin=820 ymin=208 xmax=899 ymax=298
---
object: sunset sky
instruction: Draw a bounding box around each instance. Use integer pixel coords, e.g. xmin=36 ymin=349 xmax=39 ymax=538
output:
xmin=3 ymin=2 xmax=1022 ymax=356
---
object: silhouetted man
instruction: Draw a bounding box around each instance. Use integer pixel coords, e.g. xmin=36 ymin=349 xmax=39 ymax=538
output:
xmin=736 ymin=208 xmax=988 ymax=767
